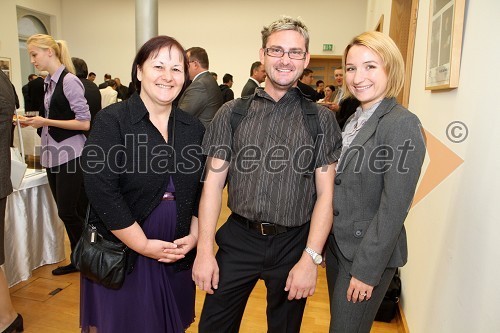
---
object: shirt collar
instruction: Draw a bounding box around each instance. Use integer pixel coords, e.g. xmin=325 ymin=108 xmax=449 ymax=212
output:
xmin=46 ymin=65 xmax=65 ymax=85
xmin=193 ymin=70 xmax=209 ymax=82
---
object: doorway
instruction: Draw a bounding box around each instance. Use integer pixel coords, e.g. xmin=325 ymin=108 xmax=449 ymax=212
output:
xmin=308 ymin=56 xmax=342 ymax=88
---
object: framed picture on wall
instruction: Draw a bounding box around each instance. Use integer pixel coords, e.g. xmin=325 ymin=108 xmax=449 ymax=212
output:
xmin=425 ymin=0 xmax=465 ymax=90
xmin=0 ymin=57 xmax=12 ymax=81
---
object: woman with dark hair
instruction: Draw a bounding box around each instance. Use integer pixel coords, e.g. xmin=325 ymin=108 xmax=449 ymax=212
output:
xmin=79 ymin=35 xmax=205 ymax=333
xmin=317 ymin=84 xmax=337 ymax=110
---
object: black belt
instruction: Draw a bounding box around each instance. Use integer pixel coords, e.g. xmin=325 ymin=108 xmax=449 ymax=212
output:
xmin=231 ymin=213 xmax=291 ymax=236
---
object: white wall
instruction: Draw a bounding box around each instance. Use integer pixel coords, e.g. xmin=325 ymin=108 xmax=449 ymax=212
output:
xmin=403 ymin=0 xmax=500 ymax=331
xmin=1 ymin=0 xmax=62 ymax=95
xmin=366 ymin=0 xmax=392 ymax=32
xmin=60 ymin=0 xmax=368 ymax=98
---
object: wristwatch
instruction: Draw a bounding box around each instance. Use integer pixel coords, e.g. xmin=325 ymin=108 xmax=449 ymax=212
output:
xmin=304 ymin=247 xmax=323 ymax=265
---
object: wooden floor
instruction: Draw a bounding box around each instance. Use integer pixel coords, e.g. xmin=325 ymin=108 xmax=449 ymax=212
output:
xmin=9 ymin=189 xmax=399 ymax=333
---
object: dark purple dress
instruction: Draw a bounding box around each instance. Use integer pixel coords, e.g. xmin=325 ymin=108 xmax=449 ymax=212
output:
xmin=80 ymin=178 xmax=195 ymax=333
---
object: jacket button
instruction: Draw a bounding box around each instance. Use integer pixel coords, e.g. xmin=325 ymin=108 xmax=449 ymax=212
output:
xmin=333 ymin=209 xmax=339 ymax=216
xmin=335 ymin=178 xmax=341 ymax=185
xmin=355 ymin=230 xmax=362 ymax=237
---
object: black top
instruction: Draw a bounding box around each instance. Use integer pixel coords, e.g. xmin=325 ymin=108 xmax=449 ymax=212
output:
xmin=297 ymin=81 xmax=319 ymax=101
xmin=80 ymin=78 xmax=101 ymax=136
xmin=81 ymin=93 xmax=205 ymax=270
xmin=42 ymin=69 xmax=83 ymax=142
xmin=219 ymin=84 xmax=234 ymax=103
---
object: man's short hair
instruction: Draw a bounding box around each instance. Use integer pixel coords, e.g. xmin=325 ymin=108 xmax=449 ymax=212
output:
xmin=316 ymin=80 xmax=324 ymax=87
xmin=250 ymin=61 xmax=262 ymax=76
xmin=104 ymin=73 xmax=112 ymax=80
xmin=186 ymin=47 xmax=209 ymax=69
xmin=223 ymin=73 xmax=233 ymax=84
xmin=261 ymin=16 xmax=309 ymax=52
xmin=72 ymin=57 xmax=89 ymax=79
xmin=300 ymin=68 xmax=313 ymax=80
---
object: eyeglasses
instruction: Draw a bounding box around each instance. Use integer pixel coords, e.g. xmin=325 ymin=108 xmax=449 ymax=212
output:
xmin=265 ymin=47 xmax=307 ymax=60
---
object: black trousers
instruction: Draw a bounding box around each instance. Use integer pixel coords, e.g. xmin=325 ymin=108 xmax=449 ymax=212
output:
xmin=326 ymin=235 xmax=396 ymax=333
xmin=46 ymin=158 xmax=87 ymax=254
xmin=199 ymin=215 xmax=310 ymax=333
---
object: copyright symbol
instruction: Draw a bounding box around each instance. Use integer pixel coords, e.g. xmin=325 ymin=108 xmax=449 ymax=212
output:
xmin=446 ymin=121 xmax=468 ymax=143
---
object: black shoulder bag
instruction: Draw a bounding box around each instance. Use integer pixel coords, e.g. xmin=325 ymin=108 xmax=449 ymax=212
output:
xmin=375 ymin=269 xmax=402 ymax=322
xmin=71 ymin=205 xmax=129 ymax=290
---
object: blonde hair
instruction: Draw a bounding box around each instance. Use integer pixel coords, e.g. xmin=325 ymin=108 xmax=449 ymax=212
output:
xmin=27 ymin=34 xmax=75 ymax=74
xmin=342 ymin=31 xmax=404 ymax=99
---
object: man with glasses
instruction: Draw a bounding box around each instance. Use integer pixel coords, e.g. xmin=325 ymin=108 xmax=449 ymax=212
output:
xmin=178 ymin=47 xmax=223 ymax=127
xmin=193 ymin=16 xmax=342 ymax=333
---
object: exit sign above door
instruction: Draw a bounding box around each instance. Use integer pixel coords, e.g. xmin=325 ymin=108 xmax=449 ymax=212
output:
xmin=323 ymin=44 xmax=333 ymax=51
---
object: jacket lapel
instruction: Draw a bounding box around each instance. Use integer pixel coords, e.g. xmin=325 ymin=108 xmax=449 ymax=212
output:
xmin=337 ymin=98 xmax=397 ymax=172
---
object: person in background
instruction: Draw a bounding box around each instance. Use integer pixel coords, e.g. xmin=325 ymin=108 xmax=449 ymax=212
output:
xmin=23 ymin=33 xmax=90 ymax=276
xmin=329 ymin=67 xmax=345 ymax=112
xmin=99 ymin=77 xmax=118 ymax=108
xmin=193 ymin=16 xmax=341 ymax=333
xmin=177 ymin=47 xmax=223 ymax=128
xmin=316 ymin=79 xmax=325 ymax=100
xmin=114 ymin=77 xmax=129 ymax=101
xmin=240 ymin=61 xmax=266 ymax=97
xmin=87 ymin=72 xmax=96 ymax=83
xmin=98 ymin=73 xmax=112 ymax=89
xmin=317 ymin=84 xmax=336 ymax=110
xmin=210 ymin=72 xmax=218 ymax=82
xmin=0 ymin=69 xmax=24 ymax=333
xmin=72 ymin=57 xmax=101 ymax=135
xmin=25 ymin=71 xmax=46 ymax=112
xmin=219 ymin=73 xmax=234 ymax=103
xmin=297 ymin=68 xmax=319 ymax=101
xmin=326 ymin=31 xmax=426 ymax=333
xmin=80 ymin=35 xmax=205 ymax=333
xmin=22 ymin=73 xmax=38 ymax=109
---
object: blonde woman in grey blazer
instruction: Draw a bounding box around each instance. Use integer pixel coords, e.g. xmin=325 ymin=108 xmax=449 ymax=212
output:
xmin=326 ymin=31 xmax=426 ymax=333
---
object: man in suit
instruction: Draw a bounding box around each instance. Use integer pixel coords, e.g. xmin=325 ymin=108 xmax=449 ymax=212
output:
xmin=26 ymin=72 xmax=46 ymax=111
xmin=22 ymin=73 xmax=37 ymax=109
xmin=72 ymin=57 xmax=101 ymax=135
xmin=98 ymin=73 xmax=112 ymax=89
xmin=178 ymin=47 xmax=223 ymax=127
xmin=241 ymin=61 xmax=266 ymax=97
xmin=0 ymin=69 xmax=23 ymax=333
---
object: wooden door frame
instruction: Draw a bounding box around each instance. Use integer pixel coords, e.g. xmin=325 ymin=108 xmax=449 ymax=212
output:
xmin=389 ymin=0 xmax=419 ymax=108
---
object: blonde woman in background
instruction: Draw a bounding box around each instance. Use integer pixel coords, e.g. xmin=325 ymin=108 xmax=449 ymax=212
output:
xmin=22 ymin=34 xmax=90 ymax=276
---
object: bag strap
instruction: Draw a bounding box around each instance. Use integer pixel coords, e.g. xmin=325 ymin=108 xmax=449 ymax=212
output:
xmin=230 ymin=94 xmax=322 ymax=176
xmin=301 ymin=98 xmax=322 ymax=177
xmin=14 ymin=109 xmax=25 ymax=160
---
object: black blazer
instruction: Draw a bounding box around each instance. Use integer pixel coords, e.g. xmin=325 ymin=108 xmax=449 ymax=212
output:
xmin=80 ymin=78 xmax=101 ymax=136
xmin=26 ymin=76 xmax=45 ymax=111
xmin=82 ymin=93 xmax=206 ymax=270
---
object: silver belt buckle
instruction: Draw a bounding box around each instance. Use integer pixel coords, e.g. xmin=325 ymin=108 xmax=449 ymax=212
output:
xmin=260 ymin=222 xmax=272 ymax=235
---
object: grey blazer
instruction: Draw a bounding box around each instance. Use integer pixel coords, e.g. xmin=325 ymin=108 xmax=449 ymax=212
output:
xmin=333 ymin=98 xmax=426 ymax=286
xmin=0 ymin=70 xmax=15 ymax=199
xmin=178 ymin=71 xmax=223 ymax=128
xmin=240 ymin=78 xmax=259 ymax=97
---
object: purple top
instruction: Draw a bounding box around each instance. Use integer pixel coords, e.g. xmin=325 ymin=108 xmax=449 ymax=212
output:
xmin=41 ymin=65 xmax=90 ymax=168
